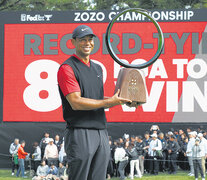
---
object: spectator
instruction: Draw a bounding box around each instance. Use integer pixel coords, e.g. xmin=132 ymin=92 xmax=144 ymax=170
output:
xmin=44 ymin=138 xmax=59 ymax=167
xmin=107 ymin=139 xmax=114 ymax=179
xmin=198 ymin=133 xmax=207 ymax=175
xmin=16 ymin=140 xmax=28 ymax=178
xmin=32 ymin=160 xmax=49 ymax=180
xmin=148 ymin=133 xmax=162 ymax=175
xmin=9 ymin=138 xmax=20 ymax=176
xmin=178 ymin=135 xmax=189 ymax=170
xmin=114 ymin=141 xmax=128 ymax=180
xmin=136 ymin=136 xmax=146 ymax=175
xmin=186 ymin=131 xmax=196 ymax=176
xmin=143 ymin=132 xmax=151 ymax=173
xmin=46 ymin=163 xmax=58 ymax=180
xmin=39 ymin=132 xmax=50 ymax=159
xmin=192 ymin=138 xmax=205 ymax=180
xmin=167 ymin=135 xmax=180 ymax=174
xmin=57 ymin=162 xmax=67 ymax=180
xmin=130 ymin=135 xmax=136 ymax=143
xmin=54 ymin=134 xmax=62 ymax=152
xmin=158 ymin=132 xmax=168 ymax=172
xmin=32 ymin=142 xmax=41 ymax=173
xmin=59 ymin=141 xmax=67 ymax=165
xmin=126 ymin=142 xmax=142 ymax=179
xmin=119 ymin=138 xmax=124 ymax=147
xmin=150 ymin=125 xmax=160 ymax=135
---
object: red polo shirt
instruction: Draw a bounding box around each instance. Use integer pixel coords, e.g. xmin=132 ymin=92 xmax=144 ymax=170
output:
xmin=17 ymin=145 xmax=28 ymax=159
xmin=58 ymin=54 xmax=90 ymax=96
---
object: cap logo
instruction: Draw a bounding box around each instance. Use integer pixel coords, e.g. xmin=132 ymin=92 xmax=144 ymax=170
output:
xmin=81 ymin=28 xmax=88 ymax=31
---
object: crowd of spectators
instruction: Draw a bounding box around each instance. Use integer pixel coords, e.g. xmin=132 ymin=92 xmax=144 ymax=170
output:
xmin=107 ymin=125 xmax=207 ymax=180
xmin=9 ymin=126 xmax=207 ymax=180
xmin=9 ymin=132 xmax=68 ymax=180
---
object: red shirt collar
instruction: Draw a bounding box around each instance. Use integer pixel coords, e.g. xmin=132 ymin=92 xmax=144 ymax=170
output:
xmin=72 ymin=54 xmax=90 ymax=67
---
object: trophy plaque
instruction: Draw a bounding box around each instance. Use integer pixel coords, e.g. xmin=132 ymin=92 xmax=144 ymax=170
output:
xmin=115 ymin=68 xmax=147 ymax=107
xmin=105 ymin=8 xmax=164 ymax=107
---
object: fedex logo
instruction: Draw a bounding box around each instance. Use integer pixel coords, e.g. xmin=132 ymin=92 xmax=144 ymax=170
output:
xmin=21 ymin=14 xmax=52 ymax=22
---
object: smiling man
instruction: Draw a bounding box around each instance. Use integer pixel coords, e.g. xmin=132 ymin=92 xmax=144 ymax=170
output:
xmin=57 ymin=25 xmax=131 ymax=180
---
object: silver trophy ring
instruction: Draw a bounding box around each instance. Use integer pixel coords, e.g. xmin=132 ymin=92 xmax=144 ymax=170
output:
xmin=105 ymin=8 xmax=164 ymax=69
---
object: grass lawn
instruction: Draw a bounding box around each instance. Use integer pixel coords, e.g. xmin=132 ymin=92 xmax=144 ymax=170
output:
xmin=0 ymin=169 xmax=198 ymax=180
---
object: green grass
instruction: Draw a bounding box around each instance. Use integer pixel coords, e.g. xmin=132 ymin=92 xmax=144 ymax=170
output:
xmin=0 ymin=169 xmax=31 ymax=180
xmin=0 ymin=169 xmax=198 ymax=180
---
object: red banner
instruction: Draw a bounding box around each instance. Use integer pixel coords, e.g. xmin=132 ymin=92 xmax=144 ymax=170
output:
xmin=3 ymin=21 xmax=207 ymax=122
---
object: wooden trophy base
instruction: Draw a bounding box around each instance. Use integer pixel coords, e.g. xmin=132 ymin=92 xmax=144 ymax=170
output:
xmin=114 ymin=68 xmax=147 ymax=107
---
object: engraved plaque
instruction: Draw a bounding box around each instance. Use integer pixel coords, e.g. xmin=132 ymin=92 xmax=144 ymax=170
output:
xmin=114 ymin=68 xmax=147 ymax=107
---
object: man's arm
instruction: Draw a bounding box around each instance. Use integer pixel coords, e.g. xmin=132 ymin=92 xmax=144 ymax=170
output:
xmin=66 ymin=89 xmax=132 ymax=111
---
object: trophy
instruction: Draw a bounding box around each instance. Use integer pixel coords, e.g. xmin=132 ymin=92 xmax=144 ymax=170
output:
xmin=105 ymin=8 xmax=164 ymax=107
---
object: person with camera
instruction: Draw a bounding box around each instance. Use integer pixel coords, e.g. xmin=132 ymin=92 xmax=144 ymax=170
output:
xmin=192 ymin=138 xmax=205 ymax=180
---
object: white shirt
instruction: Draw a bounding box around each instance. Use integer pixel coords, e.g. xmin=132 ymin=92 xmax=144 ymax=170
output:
xmin=200 ymin=137 xmax=207 ymax=156
xmin=186 ymin=137 xmax=195 ymax=157
xmin=148 ymin=139 xmax=162 ymax=156
xmin=114 ymin=147 xmax=128 ymax=163
xmin=44 ymin=144 xmax=58 ymax=159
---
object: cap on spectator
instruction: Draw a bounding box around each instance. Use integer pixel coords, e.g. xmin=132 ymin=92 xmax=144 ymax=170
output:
xmin=198 ymin=133 xmax=203 ymax=137
xmin=188 ymin=131 xmax=194 ymax=135
xmin=72 ymin=25 xmax=96 ymax=39
xmin=168 ymin=131 xmax=173 ymax=135
xmin=123 ymin=133 xmax=129 ymax=139
xmin=137 ymin=135 xmax=143 ymax=140
xmin=195 ymin=137 xmax=200 ymax=142
xmin=49 ymin=138 xmax=54 ymax=142
xmin=151 ymin=133 xmax=157 ymax=138
xmin=193 ymin=131 xmax=197 ymax=136
xmin=152 ymin=125 xmax=158 ymax=130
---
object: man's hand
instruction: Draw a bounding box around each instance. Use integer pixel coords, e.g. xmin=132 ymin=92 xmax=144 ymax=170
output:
xmin=107 ymin=89 xmax=132 ymax=107
xmin=66 ymin=89 xmax=132 ymax=110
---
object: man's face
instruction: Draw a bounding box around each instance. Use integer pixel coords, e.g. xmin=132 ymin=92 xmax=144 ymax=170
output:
xmin=179 ymin=130 xmax=183 ymax=135
xmin=159 ymin=134 xmax=164 ymax=139
xmin=45 ymin=133 xmax=49 ymax=138
xmin=72 ymin=35 xmax=94 ymax=57
xmin=22 ymin=143 xmax=25 ymax=147
xmin=14 ymin=139 xmax=19 ymax=145
xmin=55 ymin=135 xmax=59 ymax=141
xmin=145 ymin=134 xmax=149 ymax=139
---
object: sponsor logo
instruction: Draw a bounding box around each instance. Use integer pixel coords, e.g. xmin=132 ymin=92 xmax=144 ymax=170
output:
xmin=81 ymin=28 xmax=88 ymax=31
xmin=21 ymin=14 xmax=53 ymax=22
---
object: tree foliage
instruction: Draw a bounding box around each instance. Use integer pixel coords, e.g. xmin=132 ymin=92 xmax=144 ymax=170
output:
xmin=0 ymin=0 xmax=206 ymax=11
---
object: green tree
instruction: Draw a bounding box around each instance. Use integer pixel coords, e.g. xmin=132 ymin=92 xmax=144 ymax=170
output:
xmin=0 ymin=0 xmax=207 ymax=11
xmin=0 ymin=0 xmax=89 ymax=11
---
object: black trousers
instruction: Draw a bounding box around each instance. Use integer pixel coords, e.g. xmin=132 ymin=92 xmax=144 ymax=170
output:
xmin=11 ymin=157 xmax=19 ymax=173
xmin=169 ymin=153 xmax=177 ymax=173
xmin=149 ymin=156 xmax=159 ymax=174
xmin=64 ymin=128 xmax=110 ymax=180
xmin=31 ymin=160 xmax=41 ymax=172
xmin=193 ymin=159 xmax=204 ymax=179
xmin=118 ymin=160 xmax=128 ymax=180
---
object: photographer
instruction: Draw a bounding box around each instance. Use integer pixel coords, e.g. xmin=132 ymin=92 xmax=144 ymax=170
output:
xmin=192 ymin=138 xmax=205 ymax=180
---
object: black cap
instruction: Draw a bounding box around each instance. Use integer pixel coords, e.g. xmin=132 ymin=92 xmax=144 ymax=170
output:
xmin=72 ymin=25 xmax=96 ymax=39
